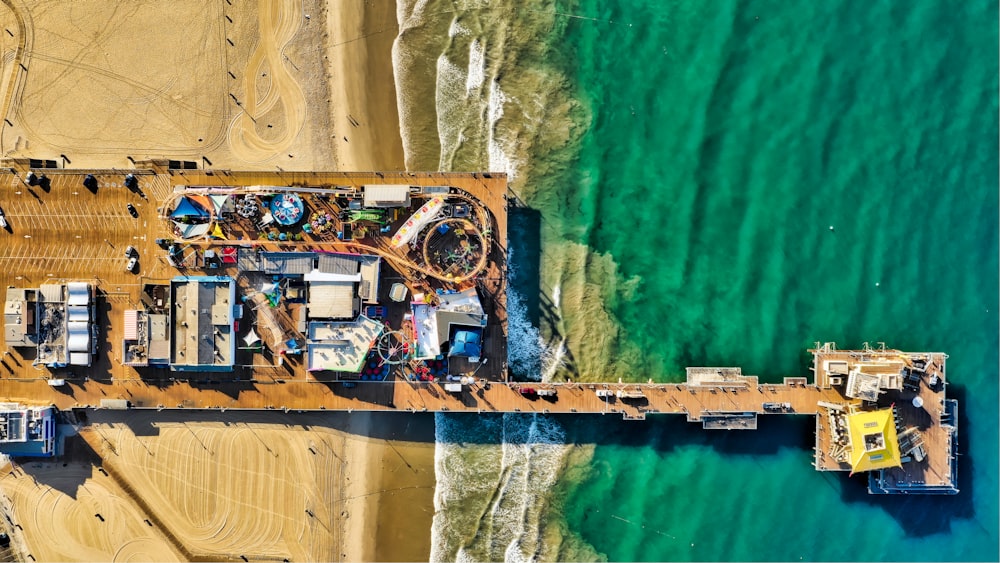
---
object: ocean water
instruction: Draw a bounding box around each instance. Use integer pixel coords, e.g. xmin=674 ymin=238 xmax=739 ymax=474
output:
xmin=393 ymin=0 xmax=999 ymax=560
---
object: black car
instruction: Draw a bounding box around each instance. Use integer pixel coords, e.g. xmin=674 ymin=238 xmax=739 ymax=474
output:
xmin=126 ymin=203 xmax=138 ymax=217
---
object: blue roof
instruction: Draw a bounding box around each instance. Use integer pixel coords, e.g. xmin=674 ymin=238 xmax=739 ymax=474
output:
xmin=450 ymin=329 xmax=482 ymax=358
xmin=0 ymin=440 xmax=55 ymax=457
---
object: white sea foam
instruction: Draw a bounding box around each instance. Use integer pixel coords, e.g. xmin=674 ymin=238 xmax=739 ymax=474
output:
xmin=449 ymin=18 xmax=470 ymax=38
xmin=540 ymin=338 xmax=567 ymax=382
xmin=466 ymin=38 xmax=486 ymax=94
xmin=506 ymin=245 xmax=543 ymax=379
xmin=435 ymin=53 xmax=468 ymax=170
xmin=487 ymin=79 xmax=518 ymax=180
xmin=431 ymin=413 xmax=569 ymax=562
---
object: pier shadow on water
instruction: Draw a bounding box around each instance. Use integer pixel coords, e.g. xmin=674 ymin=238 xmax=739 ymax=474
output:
xmin=437 ymin=405 xmax=980 ymax=538
xmin=836 ymin=384 xmax=977 ymax=538
xmin=508 ymin=203 xmax=579 ymax=379
xmin=508 ymin=205 xmax=542 ymax=328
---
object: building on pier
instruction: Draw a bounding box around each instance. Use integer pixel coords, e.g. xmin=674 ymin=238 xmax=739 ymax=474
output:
xmin=169 ymin=276 xmax=237 ymax=372
xmin=5 ymin=282 xmax=96 ymax=368
xmin=0 ymin=404 xmax=56 ymax=458
xmin=843 ymin=407 xmax=901 ymax=474
xmin=811 ymin=342 xmax=959 ymax=494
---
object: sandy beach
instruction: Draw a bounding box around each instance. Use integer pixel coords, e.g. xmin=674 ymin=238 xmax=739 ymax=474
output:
xmin=0 ymin=410 xmax=435 ymax=562
xmin=0 ymin=1 xmax=428 ymax=560
xmin=0 ymin=0 xmax=404 ymax=171
xmin=343 ymin=412 xmax=437 ymax=562
xmin=322 ymin=0 xmax=406 ymax=171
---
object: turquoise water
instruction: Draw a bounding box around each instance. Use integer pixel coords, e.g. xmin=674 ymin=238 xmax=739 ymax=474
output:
xmin=395 ymin=0 xmax=999 ymax=560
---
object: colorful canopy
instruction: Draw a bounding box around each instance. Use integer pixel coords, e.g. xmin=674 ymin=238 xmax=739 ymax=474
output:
xmin=391 ymin=197 xmax=444 ymax=248
xmin=450 ymin=329 xmax=482 ymax=358
xmin=846 ymin=408 xmax=902 ymax=473
xmin=270 ymin=193 xmax=305 ymax=225
xmin=170 ymin=197 xmax=210 ymax=218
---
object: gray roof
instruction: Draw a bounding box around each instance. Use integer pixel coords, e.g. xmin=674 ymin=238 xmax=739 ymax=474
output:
xmin=261 ymin=252 xmax=316 ymax=275
xmin=316 ymin=254 xmax=360 ymax=276
xmin=436 ymin=311 xmax=486 ymax=345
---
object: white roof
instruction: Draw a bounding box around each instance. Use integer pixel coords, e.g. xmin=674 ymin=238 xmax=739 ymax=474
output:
xmin=39 ymin=284 xmax=63 ymax=302
xmin=243 ymin=328 xmax=261 ymax=347
xmin=67 ymin=321 xmax=90 ymax=352
xmin=304 ymin=270 xmax=361 ymax=283
xmin=69 ymin=352 xmax=91 ymax=366
xmin=67 ymin=306 xmax=89 ymax=322
xmin=66 ymin=282 xmax=90 ymax=306
xmin=307 ymin=316 xmax=384 ymax=372
xmin=411 ymin=303 xmax=440 ymax=359
xmin=363 ymin=184 xmax=410 ymax=207
xmin=308 ymin=281 xmax=355 ymax=319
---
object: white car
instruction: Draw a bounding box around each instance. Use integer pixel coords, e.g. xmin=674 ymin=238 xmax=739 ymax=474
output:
xmin=125 ymin=256 xmax=137 ymax=272
xmin=0 ymin=207 xmax=6 ymax=229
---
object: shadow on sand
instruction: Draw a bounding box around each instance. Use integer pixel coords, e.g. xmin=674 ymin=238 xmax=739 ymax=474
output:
xmin=14 ymin=433 xmax=102 ymax=500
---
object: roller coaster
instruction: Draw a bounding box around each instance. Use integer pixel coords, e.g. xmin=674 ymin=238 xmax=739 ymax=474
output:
xmin=158 ymin=185 xmax=495 ymax=284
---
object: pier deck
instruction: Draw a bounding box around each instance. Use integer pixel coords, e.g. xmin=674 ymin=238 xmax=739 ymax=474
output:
xmin=0 ymin=168 xmax=959 ymax=495
xmin=0 ymin=345 xmax=960 ymax=494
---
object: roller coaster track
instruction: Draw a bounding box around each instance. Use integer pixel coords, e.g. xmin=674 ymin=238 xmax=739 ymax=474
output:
xmin=159 ymin=188 xmax=497 ymax=284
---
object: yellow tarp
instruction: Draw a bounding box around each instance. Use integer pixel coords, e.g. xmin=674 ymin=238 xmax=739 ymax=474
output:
xmin=846 ymin=408 xmax=901 ymax=473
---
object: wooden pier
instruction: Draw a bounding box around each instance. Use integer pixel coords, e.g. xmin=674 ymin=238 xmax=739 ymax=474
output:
xmin=0 ymin=344 xmax=960 ymax=494
xmin=0 ymin=168 xmax=959 ymax=495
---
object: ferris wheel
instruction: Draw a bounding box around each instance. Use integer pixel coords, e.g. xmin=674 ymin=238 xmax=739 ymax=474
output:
xmin=375 ymin=330 xmax=409 ymax=365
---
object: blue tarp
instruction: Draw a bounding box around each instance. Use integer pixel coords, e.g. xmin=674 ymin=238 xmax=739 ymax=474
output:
xmin=170 ymin=197 xmax=210 ymax=218
xmin=450 ymin=330 xmax=481 ymax=358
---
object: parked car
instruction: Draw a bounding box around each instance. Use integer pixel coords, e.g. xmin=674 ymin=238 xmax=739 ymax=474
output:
xmin=124 ymin=245 xmax=137 ymax=257
xmin=126 ymin=203 xmax=138 ymax=217
xmin=125 ymin=256 xmax=137 ymax=272
xmin=0 ymin=206 xmax=7 ymax=229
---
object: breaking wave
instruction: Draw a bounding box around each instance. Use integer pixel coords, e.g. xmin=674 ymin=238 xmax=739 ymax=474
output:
xmin=392 ymin=0 xmax=601 ymax=559
xmin=430 ymin=413 xmax=570 ymax=562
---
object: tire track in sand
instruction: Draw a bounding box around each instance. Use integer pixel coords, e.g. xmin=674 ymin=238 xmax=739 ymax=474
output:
xmin=227 ymin=0 xmax=306 ymax=163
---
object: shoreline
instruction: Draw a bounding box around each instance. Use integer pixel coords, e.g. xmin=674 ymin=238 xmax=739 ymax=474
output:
xmin=342 ymin=412 xmax=437 ymax=562
xmin=323 ymin=0 xmax=405 ymax=171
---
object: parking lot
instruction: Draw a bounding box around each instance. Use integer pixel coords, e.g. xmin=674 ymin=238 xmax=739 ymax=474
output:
xmin=0 ymin=171 xmax=173 ymax=284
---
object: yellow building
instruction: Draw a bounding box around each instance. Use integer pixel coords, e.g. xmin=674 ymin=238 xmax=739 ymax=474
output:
xmin=846 ymin=408 xmax=901 ymax=474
